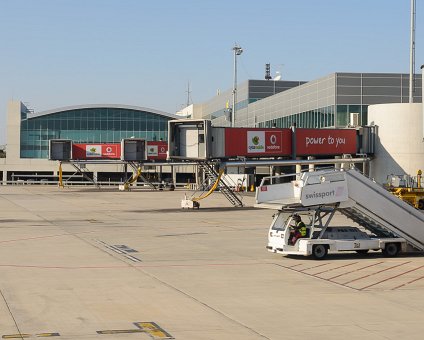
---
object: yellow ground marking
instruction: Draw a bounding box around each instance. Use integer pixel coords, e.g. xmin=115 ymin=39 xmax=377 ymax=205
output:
xmin=36 ymin=334 xmax=60 ymax=338
xmin=134 ymin=322 xmax=174 ymax=339
xmin=96 ymin=329 xmax=144 ymax=335
xmin=2 ymin=322 xmax=170 ymax=338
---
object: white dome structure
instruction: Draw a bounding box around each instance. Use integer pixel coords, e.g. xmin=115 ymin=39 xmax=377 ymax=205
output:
xmin=368 ymin=103 xmax=424 ymax=184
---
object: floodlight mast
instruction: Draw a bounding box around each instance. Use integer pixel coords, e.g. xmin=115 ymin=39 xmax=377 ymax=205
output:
xmin=409 ymin=0 xmax=416 ymax=103
xmin=232 ymin=44 xmax=243 ymax=127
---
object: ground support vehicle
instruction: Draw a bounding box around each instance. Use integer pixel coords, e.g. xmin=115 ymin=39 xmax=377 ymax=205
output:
xmin=266 ymin=207 xmax=406 ymax=259
xmin=256 ymin=168 xmax=424 ymax=259
xmin=386 ymin=171 xmax=424 ymax=210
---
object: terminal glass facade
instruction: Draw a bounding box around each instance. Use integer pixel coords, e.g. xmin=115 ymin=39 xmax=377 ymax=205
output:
xmin=20 ymin=107 xmax=171 ymax=158
xmin=258 ymin=104 xmax=368 ymax=129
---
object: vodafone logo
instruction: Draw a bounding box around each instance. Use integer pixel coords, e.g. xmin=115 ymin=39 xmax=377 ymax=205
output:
xmin=160 ymin=146 xmax=166 ymax=153
xmin=102 ymin=145 xmax=117 ymax=157
xmin=265 ymin=131 xmax=281 ymax=151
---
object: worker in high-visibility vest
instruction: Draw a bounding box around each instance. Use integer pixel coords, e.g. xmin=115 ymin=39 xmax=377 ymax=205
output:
xmin=290 ymin=214 xmax=307 ymax=245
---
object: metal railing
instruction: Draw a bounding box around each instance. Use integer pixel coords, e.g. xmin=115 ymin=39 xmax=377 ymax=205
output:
xmin=1 ymin=180 xmax=189 ymax=188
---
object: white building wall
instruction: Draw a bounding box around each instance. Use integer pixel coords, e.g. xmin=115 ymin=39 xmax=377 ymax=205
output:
xmin=6 ymin=101 xmax=23 ymax=162
xmin=368 ymin=103 xmax=424 ymax=184
xmin=176 ymin=104 xmax=204 ymax=120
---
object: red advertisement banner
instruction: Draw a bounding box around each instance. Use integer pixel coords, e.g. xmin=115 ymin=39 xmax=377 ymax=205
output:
xmin=72 ymin=141 xmax=168 ymax=160
xmin=146 ymin=141 xmax=168 ymax=160
xmin=72 ymin=144 xmax=121 ymax=159
xmin=295 ymin=128 xmax=357 ymax=155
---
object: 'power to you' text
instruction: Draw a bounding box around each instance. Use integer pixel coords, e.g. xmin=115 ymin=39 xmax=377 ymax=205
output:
xmin=305 ymin=136 xmax=346 ymax=148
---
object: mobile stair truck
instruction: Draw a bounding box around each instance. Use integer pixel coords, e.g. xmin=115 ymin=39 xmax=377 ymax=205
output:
xmin=255 ymin=168 xmax=424 ymax=259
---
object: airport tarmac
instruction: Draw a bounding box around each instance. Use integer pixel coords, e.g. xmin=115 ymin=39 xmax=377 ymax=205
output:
xmin=0 ymin=185 xmax=423 ymax=340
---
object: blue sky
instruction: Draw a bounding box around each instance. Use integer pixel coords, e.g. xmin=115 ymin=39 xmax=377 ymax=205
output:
xmin=0 ymin=0 xmax=422 ymax=144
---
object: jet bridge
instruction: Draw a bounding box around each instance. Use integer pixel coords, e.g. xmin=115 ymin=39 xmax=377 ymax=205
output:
xmin=256 ymin=168 xmax=424 ymax=251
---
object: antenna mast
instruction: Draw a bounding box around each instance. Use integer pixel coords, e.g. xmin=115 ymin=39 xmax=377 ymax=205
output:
xmin=186 ymin=81 xmax=192 ymax=107
xmin=265 ymin=63 xmax=271 ymax=80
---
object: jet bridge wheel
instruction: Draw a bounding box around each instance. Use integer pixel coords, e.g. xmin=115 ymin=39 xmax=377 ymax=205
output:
xmin=418 ymin=200 xmax=424 ymax=210
xmin=312 ymin=244 xmax=328 ymax=260
xmin=382 ymin=243 xmax=400 ymax=257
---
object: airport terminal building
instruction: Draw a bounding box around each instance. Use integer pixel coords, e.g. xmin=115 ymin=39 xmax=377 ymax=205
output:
xmin=1 ymin=102 xmax=181 ymax=183
xmin=17 ymin=103 xmax=172 ymax=159
xmin=1 ymin=71 xmax=422 ymax=186
xmin=194 ymin=72 xmax=422 ymax=128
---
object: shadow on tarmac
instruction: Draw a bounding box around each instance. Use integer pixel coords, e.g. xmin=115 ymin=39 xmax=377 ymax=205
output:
xmin=284 ymin=251 xmax=424 ymax=261
xmin=126 ymin=206 xmax=258 ymax=213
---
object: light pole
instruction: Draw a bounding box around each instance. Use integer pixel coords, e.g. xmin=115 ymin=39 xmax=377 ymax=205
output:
xmin=232 ymin=44 xmax=243 ymax=127
xmin=409 ymin=0 xmax=416 ymax=103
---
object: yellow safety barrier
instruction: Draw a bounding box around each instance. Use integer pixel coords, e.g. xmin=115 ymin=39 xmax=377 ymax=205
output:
xmin=191 ymin=169 xmax=224 ymax=202
xmin=58 ymin=162 xmax=64 ymax=188
xmin=124 ymin=167 xmax=142 ymax=189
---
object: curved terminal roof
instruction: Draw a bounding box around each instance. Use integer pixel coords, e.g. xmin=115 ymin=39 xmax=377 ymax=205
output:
xmin=28 ymin=104 xmax=179 ymax=120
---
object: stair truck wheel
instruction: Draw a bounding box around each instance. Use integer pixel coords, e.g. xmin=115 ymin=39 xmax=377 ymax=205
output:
xmin=382 ymin=243 xmax=400 ymax=257
xmin=312 ymin=244 xmax=328 ymax=260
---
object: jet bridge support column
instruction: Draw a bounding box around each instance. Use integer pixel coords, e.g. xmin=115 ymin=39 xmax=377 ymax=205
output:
xmin=308 ymin=156 xmax=315 ymax=172
xmin=334 ymin=156 xmax=341 ymax=170
xmin=362 ymin=159 xmax=369 ymax=177
xmin=296 ymin=157 xmax=302 ymax=179
xmin=273 ymin=166 xmax=283 ymax=184
xmin=172 ymin=165 xmax=177 ymax=187
xmin=123 ymin=164 xmax=128 ymax=181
